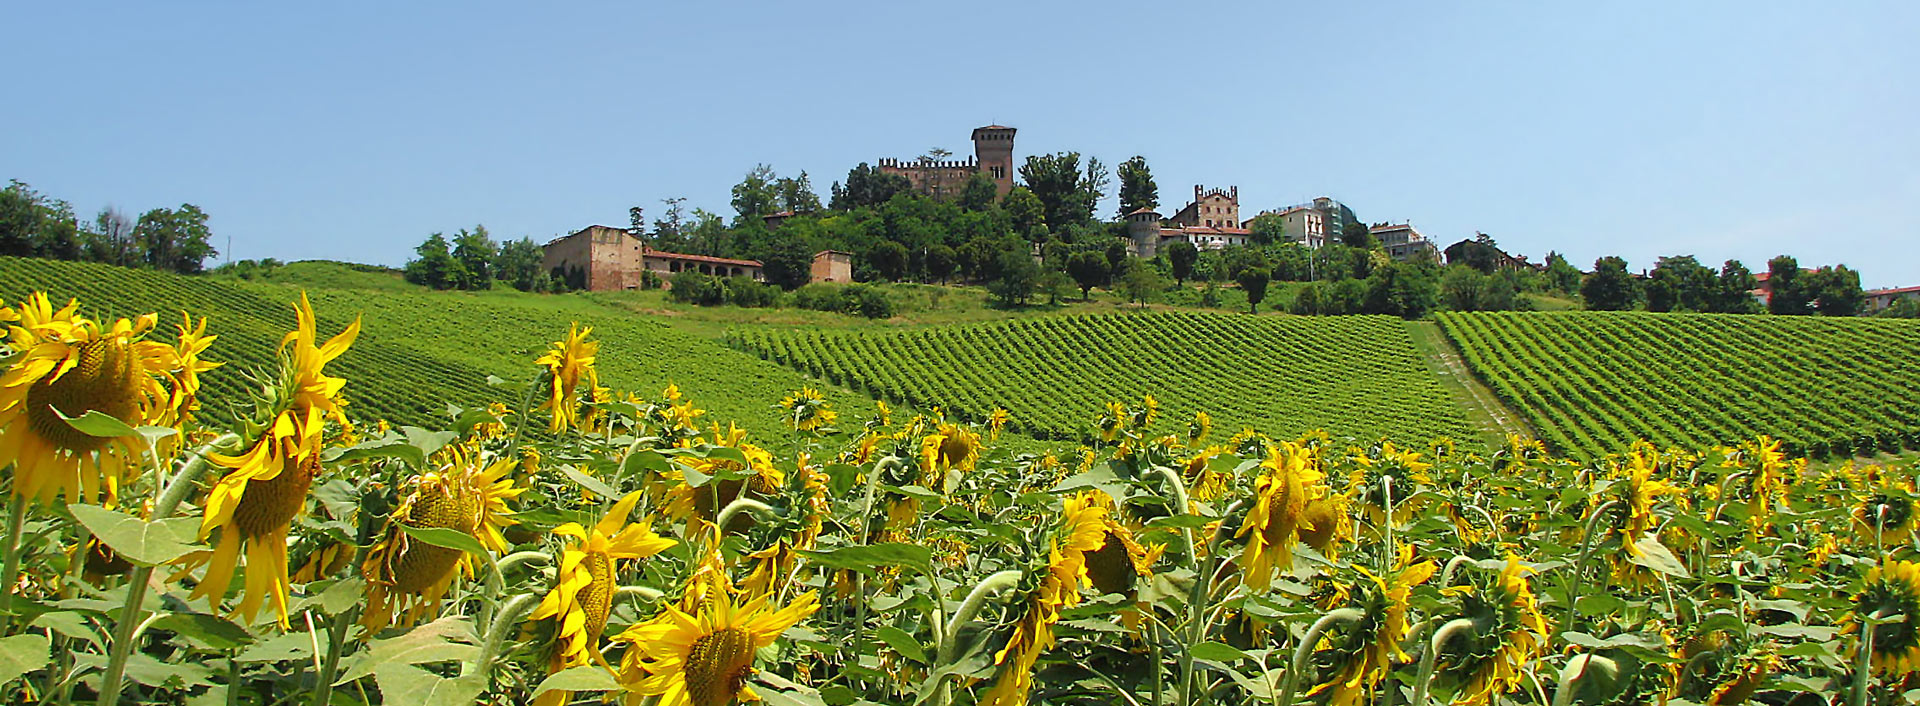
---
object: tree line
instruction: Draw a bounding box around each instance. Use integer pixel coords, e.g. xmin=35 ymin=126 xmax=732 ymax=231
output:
xmin=1579 ymin=254 xmax=1867 ymax=316
xmin=1 ymin=180 xmax=217 ymax=274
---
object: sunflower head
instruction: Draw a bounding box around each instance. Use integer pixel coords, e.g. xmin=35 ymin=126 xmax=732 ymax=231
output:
xmin=535 ymin=322 xmax=599 ymax=434
xmin=1236 ymin=441 xmax=1327 ymax=589
xmin=778 ymin=387 xmax=837 ymax=431
xmin=986 ymin=407 xmax=1010 ymax=440
xmin=1849 ymin=559 xmax=1920 ymax=677
xmin=362 ymin=448 xmax=525 ymax=629
xmin=529 ymin=490 xmax=677 ymax=671
xmin=1434 ymin=557 xmax=1549 ymax=705
xmin=616 ymin=569 xmax=820 ymax=706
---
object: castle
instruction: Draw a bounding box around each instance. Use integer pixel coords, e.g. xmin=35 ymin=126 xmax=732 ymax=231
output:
xmin=877 ymin=125 xmax=1018 ymax=199
xmin=1126 ymin=185 xmax=1252 ymax=257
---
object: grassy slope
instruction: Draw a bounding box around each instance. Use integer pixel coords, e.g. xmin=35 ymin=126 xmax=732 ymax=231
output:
xmin=0 ymin=258 xmax=922 ymax=451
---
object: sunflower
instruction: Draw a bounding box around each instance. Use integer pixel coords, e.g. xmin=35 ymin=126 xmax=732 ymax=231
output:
xmin=1308 ymin=546 xmax=1436 ymax=706
xmin=361 ymin=447 xmax=524 ymax=629
xmin=1599 ymin=450 xmax=1683 ymax=589
xmin=1719 ymin=436 xmax=1793 ymax=535
xmin=1132 ymin=394 xmax=1159 ymax=429
xmin=1097 ymin=400 xmax=1129 ymax=442
xmin=1851 ymin=476 xmax=1916 ymax=547
xmin=778 ymin=387 xmax=837 ymax=431
xmin=0 ymin=294 xmax=199 ymax=504
xmin=1347 ymin=441 xmax=1432 ymax=526
xmin=191 ymin=293 xmax=354 ymax=627
xmin=1297 ymin=491 xmax=1354 ymax=560
xmin=982 ymin=492 xmax=1107 ymax=706
xmin=1186 ymin=411 xmax=1212 ymax=444
xmin=536 ymin=322 xmax=599 ymax=434
xmin=615 ymin=574 xmax=820 ymax=706
xmin=528 ymin=490 xmax=677 ymax=678
xmin=663 ymin=437 xmax=783 ymax=536
xmin=1434 ymin=556 xmax=1550 ymax=706
xmin=1076 ymin=492 xmax=1163 ymax=598
xmin=1180 ymin=446 xmax=1231 ymax=501
xmin=1238 ymin=441 xmax=1327 ymax=590
xmin=1847 ymin=559 xmax=1920 ymax=677
xmin=933 ymin=422 xmax=981 ymax=474
xmin=986 ymin=407 xmax=1010 ymax=440
xmin=1670 ymin=630 xmax=1782 ymax=705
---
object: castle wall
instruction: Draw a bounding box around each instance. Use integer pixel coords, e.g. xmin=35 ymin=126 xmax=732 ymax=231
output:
xmin=877 ymin=160 xmax=980 ymax=200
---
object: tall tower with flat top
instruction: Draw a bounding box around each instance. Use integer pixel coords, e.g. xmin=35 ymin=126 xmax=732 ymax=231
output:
xmin=971 ymin=125 xmax=1017 ymax=197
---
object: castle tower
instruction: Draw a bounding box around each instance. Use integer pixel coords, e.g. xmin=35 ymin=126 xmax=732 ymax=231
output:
xmin=971 ymin=125 xmax=1017 ymax=197
xmin=1126 ymin=208 xmax=1163 ymax=258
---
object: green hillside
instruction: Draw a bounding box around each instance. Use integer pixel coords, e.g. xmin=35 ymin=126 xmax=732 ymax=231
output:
xmin=1437 ymin=310 xmax=1920 ymax=458
xmin=0 ymin=257 xmax=889 ymax=448
xmin=728 ymin=312 xmax=1478 ymax=444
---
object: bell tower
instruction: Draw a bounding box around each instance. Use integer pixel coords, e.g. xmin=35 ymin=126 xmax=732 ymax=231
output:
xmin=971 ymin=125 xmax=1017 ymax=197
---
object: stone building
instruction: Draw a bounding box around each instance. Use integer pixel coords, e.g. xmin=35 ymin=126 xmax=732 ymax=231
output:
xmin=542 ymin=225 xmax=763 ymax=292
xmin=810 ymin=250 xmax=853 ymax=283
xmin=1126 ymin=185 xmax=1252 ymax=257
xmin=877 ymin=125 xmax=1018 ymax=199
xmin=1268 ymin=205 xmax=1328 ymax=248
xmin=1369 ymin=223 xmax=1441 ymax=262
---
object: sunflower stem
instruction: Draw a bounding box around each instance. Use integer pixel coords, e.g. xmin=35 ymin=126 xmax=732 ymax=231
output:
xmin=466 ymin=592 xmax=541 ymax=680
xmin=1277 ymin=608 xmax=1363 ymax=706
xmin=98 ymin=434 xmax=236 ymax=706
xmin=938 ymin=569 xmax=1023 ymax=665
xmin=0 ymin=494 xmax=27 ymax=634
xmin=1855 ymin=608 xmax=1887 ymax=706
xmin=1550 ymin=653 xmax=1618 ymax=706
xmin=850 ymin=456 xmax=898 ymax=688
xmin=310 ymin=607 xmax=357 ymax=706
xmin=1563 ymin=499 xmax=1621 ymax=632
xmin=714 ymin=498 xmax=773 ymax=537
xmin=1412 ymin=618 xmax=1477 ymax=706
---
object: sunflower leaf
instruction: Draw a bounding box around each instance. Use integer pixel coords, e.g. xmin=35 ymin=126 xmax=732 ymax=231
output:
xmin=67 ymin=504 xmax=202 ymax=566
xmin=399 ymin=525 xmax=490 ymax=560
xmin=531 ymin=666 xmax=621 ymax=699
xmin=151 ymin=612 xmax=255 ymax=651
xmin=337 ymin=617 xmax=477 ymax=684
xmin=0 ymin=633 xmax=50 ymax=685
xmin=54 ymin=409 xmax=139 ymax=439
xmin=558 ymin=464 xmax=621 ymax=499
xmin=876 ymin=626 xmax=927 ymax=665
xmin=1626 ymin=535 xmax=1690 ymax=578
xmin=372 ymin=664 xmax=484 ymax=706
xmin=1189 ymin=641 xmax=1253 ymax=664
xmin=799 ymin=543 xmax=932 ymax=577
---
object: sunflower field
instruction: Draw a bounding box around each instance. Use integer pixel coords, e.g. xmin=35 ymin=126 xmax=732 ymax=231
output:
xmin=1436 ymin=311 xmax=1920 ymax=460
xmin=728 ymin=312 xmax=1475 ymax=445
xmin=2 ymin=292 xmax=1919 ymax=706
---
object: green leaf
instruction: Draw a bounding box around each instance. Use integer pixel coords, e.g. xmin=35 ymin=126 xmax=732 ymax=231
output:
xmin=1189 ymin=641 xmax=1254 ymax=664
xmin=1576 ymin=592 xmax=1628 ymax=617
xmin=373 ymin=664 xmax=484 ymax=706
xmin=0 ymin=633 xmax=50 ymax=685
xmin=800 ymin=543 xmax=933 ymax=577
xmin=56 ymin=408 xmax=138 ymax=438
xmin=876 ymin=626 xmax=927 ymax=665
xmin=531 ymin=666 xmax=622 ymax=699
xmin=399 ymin=525 xmax=490 ymax=560
xmin=883 ymin=484 xmax=942 ymax=501
xmin=682 ymin=463 xmax=713 ymax=488
xmin=337 ymin=617 xmax=477 ymax=684
xmin=559 ymin=464 xmax=623 ymax=499
xmin=756 ymin=671 xmax=830 ymax=706
xmin=401 ymin=426 xmax=457 ymax=460
xmin=1146 ymin=513 xmax=1211 ymax=529
xmin=235 ymin=632 xmax=317 ymax=663
xmin=152 ymin=612 xmax=255 ymax=651
xmin=67 ymin=504 xmax=201 ymax=566
xmin=1626 ymin=535 xmax=1690 ymax=578
xmin=325 ymin=437 xmax=425 ymax=467
xmin=622 ymin=449 xmax=673 ymax=478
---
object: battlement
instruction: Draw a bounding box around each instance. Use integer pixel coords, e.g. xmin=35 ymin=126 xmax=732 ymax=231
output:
xmin=877 ymin=157 xmax=980 ymax=170
xmin=1194 ymin=184 xmax=1238 ymax=203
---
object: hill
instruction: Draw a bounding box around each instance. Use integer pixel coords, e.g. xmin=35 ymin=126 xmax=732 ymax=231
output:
xmin=0 ymin=257 xmax=894 ymax=449
xmin=1437 ymin=310 xmax=1920 ymax=458
xmin=728 ymin=311 xmax=1477 ymax=444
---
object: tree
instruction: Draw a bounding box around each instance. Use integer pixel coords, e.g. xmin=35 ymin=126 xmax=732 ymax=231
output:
xmin=1340 ymin=221 xmax=1376 ymax=249
xmin=404 ymin=233 xmax=460 ymax=289
xmin=1116 ymin=155 xmax=1158 ymax=217
xmin=450 ymin=226 xmax=497 ymax=290
xmin=831 ymin=163 xmax=911 ymax=211
xmin=1644 ymin=255 xmax=1714 ymax=312
xmin=1363 ymin=262 xmax=1438 ymax=318
xmin=730 ymin=164 xmax=780 ymax=222
xmin=1808 ymin=265 xmax=1865 ymax=316
xmin=760 ymin=238 xmax=815 ymax=290
xmin=1544 ymin=251 xmax=1581 ymax=294
xmin=133 ymin=204 xmax=217 ymax=274
xmin=0 ymin=180 xmax=82 ymax=260
xmin=83 ymin=207 xmax=139 ymax=267
xmin=1066 ymin=251 xmax=1109 ymax=300
xmin=1236 ymin=267 xmax=1271 ymax=313
xmin=1247 ymin=213 xmax=1285 ymax=246
xmin=628 ymin=206 xmax=646 ymax=235
xmin=1018 ymin=152 xmax=1098 ymax=231
xmin=1114 ymin=260 xmax=1166 ymax=307
xmin=494 ymin=237 xmax=545 ymax=292
xmin=774 ymin=171 xmax=822 ymax=213
xmin=925 ymin=243 xmax=956 ymax=284
xmin=1003 ymin=187 xmax=1047 ymax=244
xmin=652 ymin=197 xmax=689 ymax=250
xmin=1167 ymin=240 xmax=1198 ymax=287
xmin=1036 ymin=269 xmax=1074 ymax=306
xmin=865 ymin=240 xmax=909 ymax=282
xmin=1767 ymin=256 xmax=1813 ymax=315
xmin=1581 ymin=256 xmax=1638 ymax=311
xmin=957 ymin=173 xmax=998 ymax=212
xmin=1709 ymin=259 xmax=1760 ymax=314
xmin=1290 ymin=282 xmax=1325 ymax=315
xmin=1443 ymin=233 xmax=1502 ymax=274
xmin=989 ymin=249 xmax=1038 ymax=307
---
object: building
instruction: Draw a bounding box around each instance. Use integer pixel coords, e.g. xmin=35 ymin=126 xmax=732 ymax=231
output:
xmin=810 ymin=250 xmax=853 ymax=284
xmin=877 ymin=125 xmax=1018 ymax=199
xmin=1369 ymin=223 xmax=1440 ymax=262
xmin=542 ymin=225 xmax=763 ymax=292
xmin=1865 ymin=285 xmax=1920 ymax=312
xmin=1245 ymin=205 xmax=1328 ymax=248
xmin=1310 ymin=197 xmax=1359 ymax=241
xmin=1125 ymin=185 xmax=1253 ymax=257
xmin=1749 ymin=269 xmax=1814 ymax=306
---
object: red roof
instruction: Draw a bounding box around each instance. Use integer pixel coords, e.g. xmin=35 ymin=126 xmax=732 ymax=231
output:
xmin=644 ymin=249 xmax=763 ymax=267
xmin=1126 ymin=207 xmax=1160 ymax=217
xmin=1867 ymin=285 xmax=1920 ymax=296
xmin=1164 ymin=226 xmax=1250 ymax=236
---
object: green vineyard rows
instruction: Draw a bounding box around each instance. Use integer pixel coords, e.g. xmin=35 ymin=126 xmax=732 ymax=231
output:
xmin=0 ymin=257 xmax=887 ymax=447
xmin=1435 ymin=311 xmax=1920 ymax=459
xmin=727 ymin=311 xmax=1477 ymax=444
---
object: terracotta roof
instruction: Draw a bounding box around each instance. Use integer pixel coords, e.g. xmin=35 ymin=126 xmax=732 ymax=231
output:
xmin=1163 ymin=226 xmax=1250 ymax=236
xmin=974 ymin=124 xmax=1015 ymax=131
xmin=813 ymin=250 xmax=854 ymax=257
xmin=1126 ymin=207 xmax=1161 ymax=217
xmin=644 ymin=250 xmax=763 ymax=267
xmin=1867 ymin=285 xmax=1920 ymax=296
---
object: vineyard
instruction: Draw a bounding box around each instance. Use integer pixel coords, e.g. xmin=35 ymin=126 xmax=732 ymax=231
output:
xmin=728 ymin=311 xmax=1477 ymax=444
xmin=1436 ymin=311 xmax=1920 ymax=459
xmin=0 ymin=257 xmax=888 ymax=447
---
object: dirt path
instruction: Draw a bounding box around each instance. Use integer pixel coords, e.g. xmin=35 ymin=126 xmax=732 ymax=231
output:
xmin=1406 ymin=321 xmax=1533 ymax=444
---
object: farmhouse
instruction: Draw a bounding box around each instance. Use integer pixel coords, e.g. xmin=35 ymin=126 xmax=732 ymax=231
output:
xmin=542 ymin=225 xmax=764 ymax=292
xmin=1865 ymin=285 xmax=1920 ymax=312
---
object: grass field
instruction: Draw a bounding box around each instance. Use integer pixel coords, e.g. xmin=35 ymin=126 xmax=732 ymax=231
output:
xmin=1437 ymin=310 xmax=1920 ymax=458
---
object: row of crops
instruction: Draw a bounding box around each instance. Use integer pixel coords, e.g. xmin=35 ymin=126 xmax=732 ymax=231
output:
xmin=0 ymin=257 xmax=887 ymax=447
xmin=728 ymin=311 xmax=1477 ymax=444
xmin=1436 ymin=311 xmax=1920 ymax=459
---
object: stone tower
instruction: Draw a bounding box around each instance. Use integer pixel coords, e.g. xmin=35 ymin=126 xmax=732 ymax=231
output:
xmin=971 ymin=125 xmax=1017 ymax=197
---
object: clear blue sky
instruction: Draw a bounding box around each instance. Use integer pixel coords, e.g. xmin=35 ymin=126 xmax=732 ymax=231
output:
xmin=6 ymin=2 xmax=1917 ymax=287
